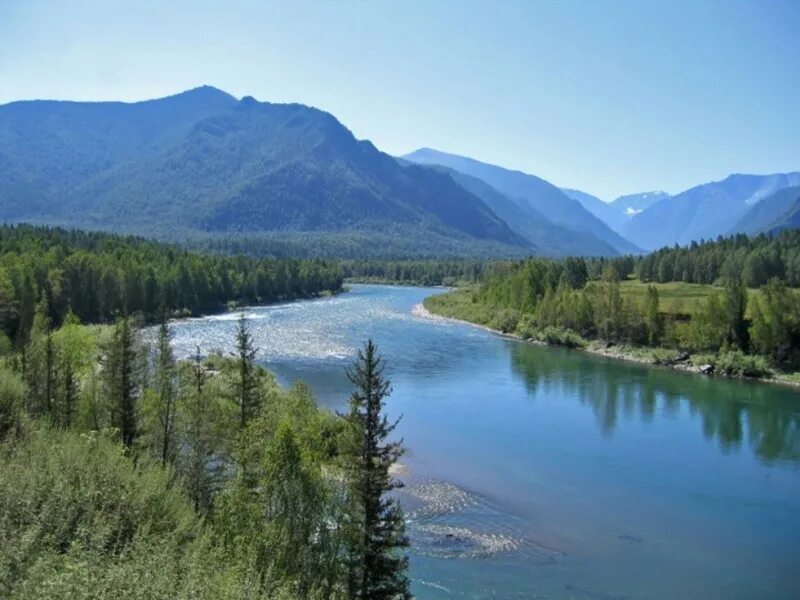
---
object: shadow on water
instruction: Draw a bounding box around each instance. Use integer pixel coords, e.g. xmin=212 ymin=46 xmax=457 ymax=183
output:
xmin=509 ymin=343 xmax=800 ymax=463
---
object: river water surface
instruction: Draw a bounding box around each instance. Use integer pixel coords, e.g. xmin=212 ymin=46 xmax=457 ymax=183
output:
xmin=169 ymin=284 xmax=800 ymax=599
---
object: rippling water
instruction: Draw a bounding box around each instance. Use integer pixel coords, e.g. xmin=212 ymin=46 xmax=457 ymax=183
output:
xmin=169 ymin=284 xmax=800 ymax=599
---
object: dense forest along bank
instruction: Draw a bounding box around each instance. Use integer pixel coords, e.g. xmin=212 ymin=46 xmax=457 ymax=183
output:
xmin=169 ymin=284 xmax=800 ymax=600
xmin=422 ymin=289 xmax=800 ymax=388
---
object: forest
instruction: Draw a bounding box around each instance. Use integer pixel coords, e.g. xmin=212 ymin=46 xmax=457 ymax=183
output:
xmin=0 ymin=225 xmax=411 ymax=598
xmin=0 ymin=310 xmax=410 ymax=598
xmin=0 ymin=225 xmax=343 ymax=348
xmin=424 ymin=231 xmax=800 ymax=380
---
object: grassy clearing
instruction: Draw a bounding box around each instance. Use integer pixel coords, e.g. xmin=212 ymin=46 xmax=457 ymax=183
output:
xmin=617 ymin=279 xmax=777 ymax=317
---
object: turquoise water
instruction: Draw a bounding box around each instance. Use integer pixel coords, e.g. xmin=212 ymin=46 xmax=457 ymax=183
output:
xmin=169 ymin=284 xmax=800 ymax=599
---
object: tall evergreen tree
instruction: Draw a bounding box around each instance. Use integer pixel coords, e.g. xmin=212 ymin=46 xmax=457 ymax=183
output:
xmin=103 ymin=315 xmax=139 ymax=448
xmin=233 ymin=314 xmax=261 ymax=428
xmin=344 ymin=340 xmax=410 ymax=600
xmin=153 ymin=312 xmax=177 ymax=466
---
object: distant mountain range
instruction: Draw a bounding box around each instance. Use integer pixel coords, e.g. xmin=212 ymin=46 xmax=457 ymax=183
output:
xmin=0 ymin=86 xmax=798 ymax=258
xmin=403 ymin=149 xmax=641 ymax=255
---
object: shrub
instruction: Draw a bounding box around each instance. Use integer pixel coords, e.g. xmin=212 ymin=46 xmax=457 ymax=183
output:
xmin=533 ymin=326 xmax=587 ymax=349
xmin=715 ymin=350 xmax=771 ymax=379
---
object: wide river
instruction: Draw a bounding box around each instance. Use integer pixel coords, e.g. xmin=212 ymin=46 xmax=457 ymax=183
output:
xmin=169 ymin=284 xmax=800 ymax=599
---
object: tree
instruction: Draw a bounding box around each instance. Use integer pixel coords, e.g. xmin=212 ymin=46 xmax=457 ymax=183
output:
xmin=233 ymin=314 xmax=262 ymax=428
xmin=25 ymin=296 xmax=56 ymax=418
xmin=103 ymin=315 xmax=139 ymax=448
xmin=151 ymin=313 xmax=177 ymax=466
xmin=52 ymin=309 xmax=94 ymax=428
xmin=723 ymin=276 xmax=749 ymax=350
xmin=177 ymin=346 xmax=221 ymax=513
xmin=344 ymin=340 xmax=410 ymax=600
xmin=644 ymin=285 xmax=664 ymax=346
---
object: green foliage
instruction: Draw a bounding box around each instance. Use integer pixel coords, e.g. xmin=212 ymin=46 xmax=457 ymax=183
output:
xmin=749 ymin=279 xmax=800 ymax=367
xmin=0 ymin=224 xmax=343 ymax=345
xmin=635 ymin=230 xmax=800 ymax=288
xmin=232 ymin=315 xmax=262 ymax=429
xmin=343 ymin=340 xmax=410 ymax=600
xmin=428 ymin=249 xmax=800 ymax=378
xmin=0 ymin=367 xmax=25 ymax=440
xmin=714 ymin=350 xmax=771 ymax=379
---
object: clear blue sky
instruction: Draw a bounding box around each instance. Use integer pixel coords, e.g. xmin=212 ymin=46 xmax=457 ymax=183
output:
xmin=1 ymin=0 xmax=798 ymax=199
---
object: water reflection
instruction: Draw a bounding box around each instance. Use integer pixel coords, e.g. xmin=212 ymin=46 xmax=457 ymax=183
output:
xmin=509 ymin=343 xmax=800 ymax=463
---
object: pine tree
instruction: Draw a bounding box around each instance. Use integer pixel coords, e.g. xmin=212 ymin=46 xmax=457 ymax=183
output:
xmin=153 ymin=313 xmax=177 ymax=466
xmin=104 ymin=315 xmax=139 ymax=448
xmin=344 ymin=340 xmax=410 ymax=600
xmin=179 ymin=346 xmax=219 ymax=513
xmin=233 ymin=314 xmax=261 ymax=428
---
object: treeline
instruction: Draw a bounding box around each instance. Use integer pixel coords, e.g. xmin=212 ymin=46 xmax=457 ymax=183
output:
xmin=342 ymin=259 xmax=501 ymax=286
xmin=428 ymin=256 xmax=800 ymax=376
xmin=0 ymin=225 xmax=343 ymax=347
xmin=0 ymin=309 xmax=410 ymax=599
xmin=635 ymin=230 xmax=800 ymax=287
xmin=341 ymin=256 xmax=636 ymax=287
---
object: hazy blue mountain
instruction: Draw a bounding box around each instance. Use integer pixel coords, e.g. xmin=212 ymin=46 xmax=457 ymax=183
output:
xmin=403 ymin=148 xmax=642 ymax=255
xmin=622 ymin=173 xmax=800 ymax=250
xmin=438 ymin=169 xmax=617 ymax=256
xmin=561 ymin=188 xmax=627 ymax=233
xmin=0 ymin=88 xmax=529 ymax=256
xmin=611 ymin=191 xmax=669 ymax=217
xmin=730 ymin=186 xmax=800 ymax=235
xmin=768 ymin=197 xmax=800 ymax=233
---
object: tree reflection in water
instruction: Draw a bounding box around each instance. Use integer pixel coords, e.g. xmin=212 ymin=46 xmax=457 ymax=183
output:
xmin=509 ymin=343 xmax=800 ymax=463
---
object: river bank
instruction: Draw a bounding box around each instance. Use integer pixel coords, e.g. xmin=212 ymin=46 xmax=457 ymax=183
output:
xmin=420 ymin=292 xmax=800 ymax=389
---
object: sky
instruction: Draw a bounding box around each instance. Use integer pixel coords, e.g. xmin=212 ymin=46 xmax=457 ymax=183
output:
xmin=1 ymin=0 xmax=798 ymax=200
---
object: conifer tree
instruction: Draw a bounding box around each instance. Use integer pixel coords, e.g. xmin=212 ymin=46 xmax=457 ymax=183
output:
xmin=103 ymin=315 xmax=139 ymax=448
xmin=153 ymin=312 xmax=177 ymax=466
xmin=233 ymin=314 xmax=261 ymax=428
xmin=344 ymin=340 xmax=410 ymax=600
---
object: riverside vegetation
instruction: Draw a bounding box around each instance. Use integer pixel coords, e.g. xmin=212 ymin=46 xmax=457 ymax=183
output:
xmin=425 ymin=232 xmax=800 ymax=382
xmin=0 ymin=226 xmax=410 ymax=600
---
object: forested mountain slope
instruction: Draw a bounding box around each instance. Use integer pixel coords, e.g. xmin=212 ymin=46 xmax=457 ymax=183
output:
xmin=403 ymin=148 xmax=642 ymax=255
xmin=0 ymin=87 xmax=528 ymax=256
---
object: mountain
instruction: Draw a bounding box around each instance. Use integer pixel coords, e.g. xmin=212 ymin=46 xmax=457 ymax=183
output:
xmin=435 ymin=169 xmax=617 ymax=256
xmin=0 ymin=87 xmax=529 ymax=257
xmin=622 ymin=173 xmax=800 ymax=250
xmin=768 ymin=197 xmax=800 ymax=233
xmin=730 ymin=186 xmax=800 ymax=235
xmin=561 ymin=188 xmax=627 ymax=233
xmin=403 ymin=148 xmax=642 ymax=255
xmin=611 ymin=191 xmax=669 ymax=217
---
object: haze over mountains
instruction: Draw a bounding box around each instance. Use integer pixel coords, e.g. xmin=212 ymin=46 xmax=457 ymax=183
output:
xmin=0 ymin=86 xmax=798 ymax=258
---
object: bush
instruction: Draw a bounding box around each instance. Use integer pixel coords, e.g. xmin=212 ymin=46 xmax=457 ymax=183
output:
xmin=0 ymin=367 xmax=25 ymax=440
xmin=715 ymin=350 xmax=771 ymax=379
xmin=489 ymin=310 xmax=519 ymax=334
xmin=533 ymin=326 xmax=587 ymax=349
xmin=0 ymin=427 xmax=272 ymax=599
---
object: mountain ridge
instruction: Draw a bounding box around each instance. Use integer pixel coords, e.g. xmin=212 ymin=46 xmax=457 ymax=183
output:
xmin=0 ymin=88 xmax=532 ymax=256
xmin=403 ymin=148 xmax=642 ymax=255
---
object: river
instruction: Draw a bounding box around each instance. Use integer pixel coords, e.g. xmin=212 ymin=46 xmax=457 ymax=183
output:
xmin=169 ymin=284 xmax=800 ymax=599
